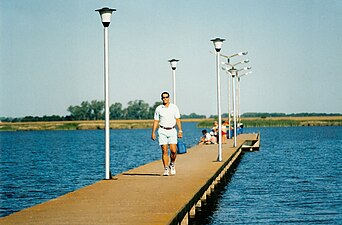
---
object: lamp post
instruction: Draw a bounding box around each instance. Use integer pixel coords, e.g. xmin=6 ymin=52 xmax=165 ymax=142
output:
xmin=225 ymin=68 xmax=232 ymax=139
xmin=96 ymin=7 xmax=116 ymax=180
xmin=221 ymin=66 xmax=232 ymax=139
xmin=236 ymin=67 xmax=251 ymax=123
xmin=237 ymin=70 xmax=252 ymax=124
xmin=220 ymin=52 xmax=248 ymax=139
xmin=229 ymin=67 xmax=238 ymax=147
xmin=211 ymin=37 xmax=225 ymax=162
xmin=168 ymin=59 xmax=179 ymax=105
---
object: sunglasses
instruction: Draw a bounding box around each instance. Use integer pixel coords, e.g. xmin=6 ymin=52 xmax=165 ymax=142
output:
xmin=161 ymin=96 xmax=169 ymax=99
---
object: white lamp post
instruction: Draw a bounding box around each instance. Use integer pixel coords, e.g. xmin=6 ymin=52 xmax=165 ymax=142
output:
xmin=226 ymin=66 xmax=231 ymax=139
xmin=236 ymin=67 xmax=251 ymax=123
xmin=229 ymin=67 xmax=238 ymax=147
xmin=220 ymin=52 xmax=248 ymax=139
xmin=96 ymin=7 xmax=116 ymax=180
xmin=211 ymin=37 xmax=225 ymax=162
xmin=168 ymin=59 xmax=179 ymax=105
xmin=221 ymin=66 xmax=232 ymax=139
xmin=237 ymin=70 xmax=252 ymax=124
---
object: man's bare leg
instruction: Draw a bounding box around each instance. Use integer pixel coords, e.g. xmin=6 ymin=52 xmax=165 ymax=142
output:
xmin=169 ymin=144 xmax=177 ymax=164
xmin=161 ymin=145 xmax=169 ymax=168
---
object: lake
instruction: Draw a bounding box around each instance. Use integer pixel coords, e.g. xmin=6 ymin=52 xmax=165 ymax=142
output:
xmin=0 ymin=124 xmax=341 ymax=224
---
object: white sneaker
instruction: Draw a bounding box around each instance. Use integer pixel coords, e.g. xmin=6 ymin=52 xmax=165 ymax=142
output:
xmin=169 ymin=163 xmax=176 ymax=175
xmin=163 ymin=167 xmax=170 ymax=176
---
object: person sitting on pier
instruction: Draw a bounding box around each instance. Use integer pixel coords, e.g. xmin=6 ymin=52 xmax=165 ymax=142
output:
xmin=198 ymin=129 xmax=211 ymax=144
xmin=151 ymin=91 xmax=183 ymax=176
xmin=210 ymin=131 xmax=217 ymax=144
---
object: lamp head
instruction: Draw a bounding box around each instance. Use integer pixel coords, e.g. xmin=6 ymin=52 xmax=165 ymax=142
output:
xmin=229 ymin=68 xmax=238 ymax=77
xmin=96 ymin=7 xmax=116 ymax=27
xmin=238 ymin=51 xmax=248 ymax=56
xmin=168 ymin=59 xmax=179 ymax=70
xmin=210 ymin=38 xmax=225 ymax=52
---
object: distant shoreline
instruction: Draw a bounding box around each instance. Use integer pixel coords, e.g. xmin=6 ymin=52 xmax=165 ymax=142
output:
xmin=1 ymin=116 xmax=342 ymax=132
xmin=0 ymin=119 xmax=200 ymax=132
xmin=198 ymin=116 xmax=342 ymax=128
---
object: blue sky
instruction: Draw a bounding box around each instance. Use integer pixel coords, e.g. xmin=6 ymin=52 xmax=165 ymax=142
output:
xmin=1 ymin=0 xmax=341 ymax=118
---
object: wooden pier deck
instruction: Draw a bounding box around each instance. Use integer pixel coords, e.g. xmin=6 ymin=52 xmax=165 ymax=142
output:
xmin=0 ymin=133 xmax=259 ymax=225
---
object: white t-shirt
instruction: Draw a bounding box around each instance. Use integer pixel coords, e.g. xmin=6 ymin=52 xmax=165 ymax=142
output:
xmin=154 ymin=103 xmax=180 ymax=127
xmin=204 ymin=133 xmax=211 ymax=141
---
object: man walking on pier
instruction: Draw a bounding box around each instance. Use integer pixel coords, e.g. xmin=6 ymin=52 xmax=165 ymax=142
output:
xmin=151 ymin=91 xmax=183 ymax=176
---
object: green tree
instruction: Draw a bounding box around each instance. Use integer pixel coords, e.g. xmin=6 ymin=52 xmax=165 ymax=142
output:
xmin=125 ymin=100 xmax=150 ymax=119
xmin=90 ymin=100 xmax=104 ymax=120
xmin=181 ymin=113 xmax=206 ymax=119
xmin=110 ymin=102 xmax=124 ymax=119
xmin=148 ymin=101 xmax=162 ymax=119
xmin=67 ymin=101 xmax=91 ymax=120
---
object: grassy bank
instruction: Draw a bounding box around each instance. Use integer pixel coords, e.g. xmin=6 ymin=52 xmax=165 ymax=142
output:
xmin=197 ymin=116 xmax=342 ymax=128
xmin=1 ymin=117 xmax=341 ymax=132
xmin=0 ymin=120 xmax=154 ymax=132
xmin=0 ymin=119 xmax=203 ymax=132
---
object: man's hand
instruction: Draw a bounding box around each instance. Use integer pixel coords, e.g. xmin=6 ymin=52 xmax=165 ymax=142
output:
xmin=151 ymin=132 xmax=156 ymax=141
xmin=151 ymin=120 xmax=159 ymax=141
xmin=178 ymin=131 xmax=183 ymax=138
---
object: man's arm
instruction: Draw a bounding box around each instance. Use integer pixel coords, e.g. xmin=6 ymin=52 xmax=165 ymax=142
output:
xmin=151 ymin=120 xmax=159 ymax=140
xmin=176 ymin=118 xmax=183 ymax=138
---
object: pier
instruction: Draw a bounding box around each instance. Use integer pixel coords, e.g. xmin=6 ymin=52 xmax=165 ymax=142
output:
xmin=0 ymin=133 xmax=259 ymax=225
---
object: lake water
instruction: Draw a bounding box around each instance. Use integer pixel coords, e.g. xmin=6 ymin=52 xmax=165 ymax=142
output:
xmin=0 ymin=124 xmax=341 ymax=224
xmin=207 ymin=126 xmax=342 ymax=225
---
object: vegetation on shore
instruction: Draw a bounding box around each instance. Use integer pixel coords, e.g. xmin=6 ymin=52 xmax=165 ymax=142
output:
xmin=198 ymin=116 xmax=342 ymax=128
xmin=0 ymin=120 xmax=153 ymax=132
xmin=0 ymin=100 xmax=205 ymax=123
xmin=1 ymin=99 xmax=341 ymax=131
xmin=1 ymin=117 xmax=341 ymax=132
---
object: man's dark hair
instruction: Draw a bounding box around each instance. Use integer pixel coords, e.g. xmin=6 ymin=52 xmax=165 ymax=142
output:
xmin=161 ymin=91 xmax=170 ymax=98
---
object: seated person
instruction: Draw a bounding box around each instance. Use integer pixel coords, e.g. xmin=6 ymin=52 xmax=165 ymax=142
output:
xmin=210 ymin=131 xmax=217 ymax=144
xmin=199 ymin=129 xmax=212 ymax=144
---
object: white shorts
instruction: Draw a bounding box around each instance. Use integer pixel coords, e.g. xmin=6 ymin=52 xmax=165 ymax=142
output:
xmin=158 ymin=128 xmax=178 ymax=145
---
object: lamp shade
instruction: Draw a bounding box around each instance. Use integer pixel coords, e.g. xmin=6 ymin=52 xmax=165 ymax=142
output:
xmin=238 ymin=51 xmax=248 ymax=56
xmin=210 ymin=38 xmax=225 ymax=52
xmin=229 ymin=68 xmax=238 ymax=77
xmin=168 ymin=59 xmax=179 ymax=70
xmin=96 ymin=7 xmax=116 ymax=27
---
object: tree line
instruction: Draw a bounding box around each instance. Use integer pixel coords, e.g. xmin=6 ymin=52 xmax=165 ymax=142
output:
xmin=67 ymin=100 xmax=161 ymax=120
xmin=1 ymin=101 xmax=340 ymax=123
xmin=1 ymin=100 xmax=206 ymax=122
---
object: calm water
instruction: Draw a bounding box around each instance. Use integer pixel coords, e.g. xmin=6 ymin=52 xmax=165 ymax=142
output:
xmin=207 ymin=126 xmax=342 ymax=225
xmin=0 ymin=122 xmax=202 ymax=217
xmin=1 ymin=124 xmax=341 ymax=224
